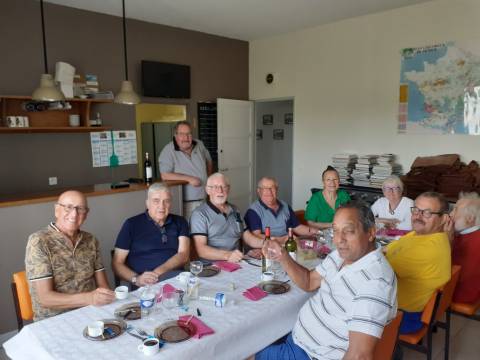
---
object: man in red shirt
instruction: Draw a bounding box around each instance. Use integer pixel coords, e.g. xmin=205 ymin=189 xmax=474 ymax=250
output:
xmin=450 ymin=192 xmax=480 ymax=304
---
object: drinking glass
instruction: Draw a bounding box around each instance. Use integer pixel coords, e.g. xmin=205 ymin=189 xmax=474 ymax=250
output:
xmin=190 ymin=261 xmax=203 ymax=278
xmin=163 ymin=290 xmax=179 ymax=310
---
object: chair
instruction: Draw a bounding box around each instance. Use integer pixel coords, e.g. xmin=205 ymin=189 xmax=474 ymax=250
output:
xmin=294 ymin=209 xmax=307 ymax=226
xmin=373 ymin=311 xmax=403 ymax=360
xmin=11 ymin=271 xmax=33 ymax=330
xmin=110 ymin=249 xmax=121 ymax=287
xmin=451 ymin=296 xmax=480 ymax=322
xmin=399 ymin=265 xmax=461 ymax=360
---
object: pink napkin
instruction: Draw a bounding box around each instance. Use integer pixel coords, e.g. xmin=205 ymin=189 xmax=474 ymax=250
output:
xmin=158 ymin=283 xmax=177 ymax=301
xmin=178 ymin=315 xmax=215 ymax=339
xmin=385 ymin=229 xmax=409 ymax=236
xmin=243 ymin=286 xmax=268 ymax=301
xmin=213 ymin=261 xmax=242 ymax=272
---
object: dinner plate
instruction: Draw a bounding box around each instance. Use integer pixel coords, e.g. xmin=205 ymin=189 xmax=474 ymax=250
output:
xmin=258 ymin=280 xmax=291 ymax=295
xmin=154 ymin=320 xmax=196 ymax=343
xmin=198 ymin=265 xmax=220 ymax=277
xmin=83 ymin=319 xmax=127 ymax=341
xmin=114 ymin=302 xmax=141 ymax=320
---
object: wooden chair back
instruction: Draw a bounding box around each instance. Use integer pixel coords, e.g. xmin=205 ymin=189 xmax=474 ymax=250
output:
xmin=11 ymin=271 xmax=33 ymax=330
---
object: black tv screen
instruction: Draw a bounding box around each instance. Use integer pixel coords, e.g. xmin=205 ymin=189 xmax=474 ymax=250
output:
xmin=141 ymin=60 xmax=190 ymax=98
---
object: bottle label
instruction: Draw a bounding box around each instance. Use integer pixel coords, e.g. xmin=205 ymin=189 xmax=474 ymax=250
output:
xmin=146 ymin=167 xmax=152 ymax=179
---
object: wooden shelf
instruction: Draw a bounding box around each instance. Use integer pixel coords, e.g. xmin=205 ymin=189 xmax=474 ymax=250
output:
xmin=0 ymin=126 xmax=111 ymax=133
xmin=0 ymin=95 xmax=112 ymax=103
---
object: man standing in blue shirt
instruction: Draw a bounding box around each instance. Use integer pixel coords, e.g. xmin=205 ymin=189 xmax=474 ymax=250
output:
xmin=112 ymin=183 xmax=190 ymax=288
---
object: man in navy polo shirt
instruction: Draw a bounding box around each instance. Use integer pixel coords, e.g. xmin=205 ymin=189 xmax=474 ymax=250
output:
xmin=245 ymin=177 xmax=317 ymax=245
xmin=112 ymin=183 xmax=190 ymax=288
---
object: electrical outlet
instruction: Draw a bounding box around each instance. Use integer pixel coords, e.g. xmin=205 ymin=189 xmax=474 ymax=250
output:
xmin=48 ymin=177 xmax=57 ymax=186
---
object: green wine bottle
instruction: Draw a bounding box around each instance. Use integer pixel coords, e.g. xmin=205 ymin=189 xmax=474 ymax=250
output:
xmin=285 ymin=227 xmax=297 ymax=260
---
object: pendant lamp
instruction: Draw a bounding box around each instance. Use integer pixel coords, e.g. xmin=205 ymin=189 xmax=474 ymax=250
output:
xmin=32 ymin=0 xmax=65 ymax=102
xmin=114 ymin=0 xmax=140 ymax=105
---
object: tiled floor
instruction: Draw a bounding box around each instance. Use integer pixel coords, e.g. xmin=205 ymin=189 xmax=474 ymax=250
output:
xmin=1 ymin=314 xmax=479 ymax=359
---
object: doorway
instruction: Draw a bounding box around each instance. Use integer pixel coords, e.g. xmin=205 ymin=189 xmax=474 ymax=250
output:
xmin=254 ymin=99 xmax=294 ymax=204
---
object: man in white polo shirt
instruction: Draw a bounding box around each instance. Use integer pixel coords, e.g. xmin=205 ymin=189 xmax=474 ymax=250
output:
xmin=159 ymin=121 xmax=213 ymax=219
xmin=256 ymin=201 xmax=397 ymax=360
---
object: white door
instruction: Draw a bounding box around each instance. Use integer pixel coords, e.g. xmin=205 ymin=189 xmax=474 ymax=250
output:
xmin=217 ymin=98 xmax=254 ymax=214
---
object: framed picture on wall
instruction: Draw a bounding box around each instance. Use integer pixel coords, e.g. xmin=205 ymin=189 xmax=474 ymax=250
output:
xmin=262 ymin=114 xmax=274 ymax=125
xmin=273 ymin=129 xmax=284 ymax=140
xmin=256 ymin=129 xmax=263 ymax=140
xmin=284 ymin=113 xmax=293 ymax=125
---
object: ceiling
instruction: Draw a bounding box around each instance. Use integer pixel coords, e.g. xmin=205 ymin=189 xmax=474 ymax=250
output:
xmin=45 ymin=0 xmax=433 ymax=41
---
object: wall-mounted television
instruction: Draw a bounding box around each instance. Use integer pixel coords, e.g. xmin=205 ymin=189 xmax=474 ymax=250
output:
xmin=141 ymin=60 xmax=190 ymax=99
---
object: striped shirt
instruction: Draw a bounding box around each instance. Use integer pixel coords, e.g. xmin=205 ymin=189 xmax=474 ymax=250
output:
xmin=292 ymin=247 xmax=397 ymax=360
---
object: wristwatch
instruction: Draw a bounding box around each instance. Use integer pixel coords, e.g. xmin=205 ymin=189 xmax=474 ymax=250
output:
xmin=131 ymin=275 xmax=138 ymax=285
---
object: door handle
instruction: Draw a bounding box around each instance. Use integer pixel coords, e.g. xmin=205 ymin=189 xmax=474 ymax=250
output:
xmin=219 ymin=168 xmax=229 ymax=171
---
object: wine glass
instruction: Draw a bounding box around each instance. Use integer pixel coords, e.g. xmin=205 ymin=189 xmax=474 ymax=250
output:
xmin=190 ymin=261 xmax=203 ymax=278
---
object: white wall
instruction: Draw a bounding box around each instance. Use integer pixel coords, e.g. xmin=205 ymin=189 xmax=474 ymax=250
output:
xmin=249 ymin=0 xmax=480 ymax=209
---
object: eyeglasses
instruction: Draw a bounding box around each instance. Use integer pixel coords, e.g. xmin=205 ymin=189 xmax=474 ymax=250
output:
xmin=207 ymin=185 xmax=230 ymax=191
xmin=383 ymin=186 xmax=401 ymax=192
xmin=258 ymin=186 xmax=276 ymax=192
xmin=176 ymin=132 xmax=192 ymax=137
xmin=410 ymin=206 xmax=443 ymax=219
xmin=56 ymin=203 xmax=89 ymax=215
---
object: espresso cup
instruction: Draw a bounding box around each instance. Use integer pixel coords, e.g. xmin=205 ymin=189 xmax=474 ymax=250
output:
xmin=137 ymin=337 xmax=160 ymax=356
xmin=87 ymin=320 xmax=104 ymax=337
xmin=115 ymin=285 xmax=129 ymax=300
xmin=69 ymin=114 xmax=80 ymax=127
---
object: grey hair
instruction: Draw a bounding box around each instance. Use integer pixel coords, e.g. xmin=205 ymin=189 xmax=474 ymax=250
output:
xmin=174 ymin=121 xmax=192 ymax=133
xmin=417 ymin=191 xmax=450 ymax=214
xmin=147 ymin=182 xmax=171 ymax=198
xmin=337 ymin=200 xmax=376 ymax=233
xmin=458 ymin=192 xmax=480 ymax=224
xmin=257 ymin=177 xmax=279 ymax=189
xmin=207 ymin=172 xmax=230 ymax=186
xmin=382 ymin=175 xmax=404 ymax=192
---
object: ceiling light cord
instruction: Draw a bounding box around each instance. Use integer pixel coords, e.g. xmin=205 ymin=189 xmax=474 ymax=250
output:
xmin=40 ymin=0 xmax=48 ymax=73
xmin=122 ymin=0 xmax=129 ymax=81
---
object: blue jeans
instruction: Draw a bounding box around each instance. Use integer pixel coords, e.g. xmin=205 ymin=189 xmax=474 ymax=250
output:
xmin=256 ymin=333 xmax=310 ymax=360
xmin=399 ymin=311 xmax=423 ymax=334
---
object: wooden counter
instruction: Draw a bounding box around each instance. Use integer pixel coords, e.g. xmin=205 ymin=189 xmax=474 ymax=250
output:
xmin=0 ymin=180 xmax=188 ymax=208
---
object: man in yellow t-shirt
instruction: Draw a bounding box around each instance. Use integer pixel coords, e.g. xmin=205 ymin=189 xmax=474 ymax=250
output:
xmin=385 ymin=191 xmax=451 ymax=334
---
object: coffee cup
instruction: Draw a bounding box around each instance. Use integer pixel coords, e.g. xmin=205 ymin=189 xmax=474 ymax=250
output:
xmin=137 ymin=337 xmax=160 ymax=356
xmin=6 ymin=116 xmax=16 ymax=127
xmin=176 ymin=271 xmax=191 ymax=285
xmin=69 ymin=114 xmax=80 ymax=127
xmin=262 ymin=271 xmax=274 ymax=282
xmin=87 ymin=320 xmax=104 ymax=337
xmin=115 ymin=285 xmax=129 ymax=300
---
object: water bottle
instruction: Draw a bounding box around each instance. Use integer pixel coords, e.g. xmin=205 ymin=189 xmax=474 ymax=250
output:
xmin=188 ymin=276 xmax=199 ymax=300
xmin=140 ymin=285 xmax=155 ymax=317
xmin=199 ymin=292 xmax=226 ymax=307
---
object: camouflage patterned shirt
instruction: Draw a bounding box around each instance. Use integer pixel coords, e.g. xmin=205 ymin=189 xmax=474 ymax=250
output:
xmin=25 ymin=223 xmax=105 ymax=321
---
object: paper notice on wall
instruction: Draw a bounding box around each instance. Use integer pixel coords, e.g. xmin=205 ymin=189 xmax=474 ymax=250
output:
xmin=90 ymin=130 xmax=138 ymax=167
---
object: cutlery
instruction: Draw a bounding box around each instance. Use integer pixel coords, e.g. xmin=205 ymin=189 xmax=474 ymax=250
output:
xmin=185 ymin=314 xmax=194 ymax=326
xmin=126 ymin=329 xmax=146 ymax=341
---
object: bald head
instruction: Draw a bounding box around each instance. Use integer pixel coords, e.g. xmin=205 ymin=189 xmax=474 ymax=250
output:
xmin=54 ymin=190 xmax=89 ymax=237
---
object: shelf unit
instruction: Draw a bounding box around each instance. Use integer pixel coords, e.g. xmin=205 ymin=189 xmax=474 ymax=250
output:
xmin=197 ymin=102 xmax=217 ymax=170
xmin=0 ymin=95 xmax=112 ymax=133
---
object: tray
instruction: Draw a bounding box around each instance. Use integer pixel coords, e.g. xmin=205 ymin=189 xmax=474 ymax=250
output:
xmin=114 ymin=302 xmax=141 ymax=320
xmin=154 ymin=320 xmax=196 ymax=343
xmin=258 ymin=280 xmax=291 ymax=295
xmin=198 ymin=265 xmax=220 ymax=277
xmin=83 ymin=319 xmax=127 ymax=341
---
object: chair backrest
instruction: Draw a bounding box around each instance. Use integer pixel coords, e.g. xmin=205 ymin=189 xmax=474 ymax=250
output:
xmin=11 ymin=271 xmax=33 ymax=329
xmin=374 ymin=311 xmax=403 ymax=360
xmin=435 ymin=265 xmax=461 ymax=321
xmin=294 ymin=209 xmax=307 ymax=226
xmin=421 ymin=289 xmax=440 ymax=325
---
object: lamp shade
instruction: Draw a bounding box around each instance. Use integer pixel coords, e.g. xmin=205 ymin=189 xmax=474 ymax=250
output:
xmin=32 ymin=74 xmax=65 ymax=101
xmin=114 ymin=80 xmax=140 ymax=105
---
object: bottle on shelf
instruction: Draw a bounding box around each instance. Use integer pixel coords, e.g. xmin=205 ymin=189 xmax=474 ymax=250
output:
xmin=144 ymin=152 xmax=153 ymax=184
xmin=261 ymin=226 xmax=271 ymax=273
xmin=285 ymin=227 xmax=297 ymax=260
xmin=95 ymin=112 xmax=102 ymax=127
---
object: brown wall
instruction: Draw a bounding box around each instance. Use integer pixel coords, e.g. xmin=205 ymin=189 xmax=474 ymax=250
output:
xmin=0 ymin=0 xmax=248 ymax=195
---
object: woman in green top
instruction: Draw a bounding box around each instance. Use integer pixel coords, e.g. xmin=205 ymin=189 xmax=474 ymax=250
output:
xmin=305 ymin=166 xmax=351 ymax=229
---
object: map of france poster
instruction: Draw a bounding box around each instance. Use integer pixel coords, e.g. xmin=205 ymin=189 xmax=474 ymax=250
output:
xmin=399 ymin=41 xmax=480 ymax=135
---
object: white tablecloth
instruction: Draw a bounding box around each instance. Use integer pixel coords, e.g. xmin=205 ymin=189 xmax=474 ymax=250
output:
xmin=4 ymin=261 xmax=314 ymax=360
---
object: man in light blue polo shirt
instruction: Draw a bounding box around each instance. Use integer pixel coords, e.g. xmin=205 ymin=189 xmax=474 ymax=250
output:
xmin=191 ymin=173 xmax=258 ymax=262
xmin=159 ymin=121 xmax=213 ymax=219
xmin=245 ymin=177 xmax=317 ymax=244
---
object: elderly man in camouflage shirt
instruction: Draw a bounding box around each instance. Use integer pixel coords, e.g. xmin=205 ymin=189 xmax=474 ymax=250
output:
xmin=25 ymin=190 xmax=115 ymax=321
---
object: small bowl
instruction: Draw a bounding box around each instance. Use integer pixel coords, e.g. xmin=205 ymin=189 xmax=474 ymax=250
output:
xmin=87 ymin=320 xmax=104 ymax=337
xmin=262 ymin=271 xmax=275 ymax=282
xmin=115 ymin=286 xmax=129 ymax=300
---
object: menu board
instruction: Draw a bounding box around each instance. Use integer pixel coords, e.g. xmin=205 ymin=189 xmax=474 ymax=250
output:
xmin=90 ymin=130 xmax=137 ymax=167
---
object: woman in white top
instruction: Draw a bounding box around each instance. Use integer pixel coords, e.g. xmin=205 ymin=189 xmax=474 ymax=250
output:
xmin=371 ymin=175 xmax=414 ymax=230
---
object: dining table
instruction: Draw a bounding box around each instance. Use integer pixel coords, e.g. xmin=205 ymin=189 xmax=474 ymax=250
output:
xmin=3 ymin=258 xmax=319 ymax=360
